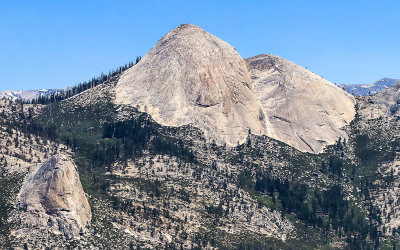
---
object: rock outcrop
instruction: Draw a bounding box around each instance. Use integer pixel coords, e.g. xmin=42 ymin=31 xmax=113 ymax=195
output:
xmin=16 ymin=154 xmax=91 ymax=238
xmin=115 ymin=24 xmax=266 ymax=146
xmin=247 ymin=54 xmax=356 ymax=153
xmin=361 ymin=82 xmax=400 ymax=119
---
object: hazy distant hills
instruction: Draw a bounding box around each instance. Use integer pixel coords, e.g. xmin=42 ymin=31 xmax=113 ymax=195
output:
xmin=0 ymin=88 xmax=67 ymax=101
xmin=339 ymin=77 xmax=399 ymax=96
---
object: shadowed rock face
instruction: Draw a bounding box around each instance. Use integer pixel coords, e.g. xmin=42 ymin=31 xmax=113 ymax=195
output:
xmin=115 ymin=24 xmax=266 ymax=146
xmin=17 ymin=154 xmax=91 ymax=238
xmin=247 ymin=54 xmax=356 ymax=153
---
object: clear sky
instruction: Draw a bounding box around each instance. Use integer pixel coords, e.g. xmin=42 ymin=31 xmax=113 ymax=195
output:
xmin=1 ymin=0 xmax=399 ymax=90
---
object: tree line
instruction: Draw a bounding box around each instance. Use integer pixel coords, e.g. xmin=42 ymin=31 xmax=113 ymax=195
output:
xmin=253 ymin=175 xmax=380 ymax=249
xmin=23 ymin=56 xmax=141 ymax=105
xmin=101 ymin=116 xmax=196 ymax=165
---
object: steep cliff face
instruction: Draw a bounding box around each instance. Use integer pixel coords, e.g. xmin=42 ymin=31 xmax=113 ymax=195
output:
xmin=115 ymin=24 xmax=266 ymax=145
xmin=247 ymin=54 xmax=356 ymax=153
xmin=15 ymin=154 xmax=91 ymax=238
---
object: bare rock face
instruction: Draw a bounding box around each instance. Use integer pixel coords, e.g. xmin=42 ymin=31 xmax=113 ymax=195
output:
xmin=16 ymin=154 xmax=91 ymax=238
xmin=115 ymin=24 xmax=265 ymax=145
xmin=247 ymin=54 xmax=356 ymax=153
xmin=114 ymin=24 xmax=355 ymax=153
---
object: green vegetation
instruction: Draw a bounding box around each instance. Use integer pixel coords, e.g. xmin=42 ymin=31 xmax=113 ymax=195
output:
xmin=24 ymin=59 xmax=140 ymax=105
xmin=4 ymin=85 xmax=400 ymax=249
xmin=0 ymin=172 xmax=24 ymax=248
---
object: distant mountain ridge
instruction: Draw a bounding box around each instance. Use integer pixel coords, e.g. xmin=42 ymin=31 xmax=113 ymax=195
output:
xmin=339 ymin=77 xmax=399 ymax=96
xmin=0 ymin=88 xmax=67 ymax=101
xmin=1 ymin=61 xmax=137 ymax=103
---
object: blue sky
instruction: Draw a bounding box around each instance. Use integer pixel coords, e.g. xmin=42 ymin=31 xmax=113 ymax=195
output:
xmin=1 ymin=0 xmax=399 ymax=90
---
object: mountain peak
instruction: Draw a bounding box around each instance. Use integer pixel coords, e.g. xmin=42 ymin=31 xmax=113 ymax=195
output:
xmin=155 ymin=23 xmax=229 ymax=55
xmin=167 ymin=24 xmax=206 ymax=36
xmin=115 ymin=24 xmax=265 ymax=146
xmin=162 ymin=23 xmax=207 ymax=39
xmin=175 ymin=23 xmax=201 ymax=30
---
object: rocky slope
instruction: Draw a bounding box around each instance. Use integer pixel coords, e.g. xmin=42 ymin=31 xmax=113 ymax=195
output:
xmin=360 ymin=82 xmax=400 ymax=119
xmin=13 ymin=154 xmax=91 ymax=239
xmin=246 ymin=54 xmax=356 ymax=153
xmin=115 ymin=24 xmax=265 ymax=146
xmin=0 ymin=98 xmax=69 ymax=174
